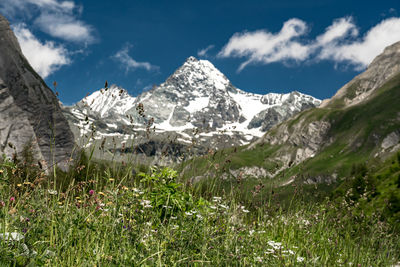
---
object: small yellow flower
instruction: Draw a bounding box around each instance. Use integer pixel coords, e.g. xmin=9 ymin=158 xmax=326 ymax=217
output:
xmin=98 ymin=192 xmax=105 ymax=196
xmin=77 ymin=200 xmax=83 ymax=203
xmin=109 ymin=178 xmax=115 ymax=182
xmin=23 ymin=182 xmax=32 ymax=185
xmin=58 ymin=202 xmax=63 ymax=205
xmin=106 ymin=201 xmax=113 ymax=206
xmin=17 ymin=184 xmax=22 ymax=187
xmin=122 ymin=186 xmax=129 ymax=190
xmin=75 ymin=196 xmax=81 ymax=200
xmin=0 ymin=169 xmax=3 ymax=173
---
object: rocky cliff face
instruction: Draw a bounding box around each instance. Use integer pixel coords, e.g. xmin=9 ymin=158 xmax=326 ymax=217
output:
xmin=0 ymin=14 xmax=74 ymax=170
xmin=321 ymin=42 xmax=400 ymax=108
xmin=64 ymin=57 xmax=320 ymax=163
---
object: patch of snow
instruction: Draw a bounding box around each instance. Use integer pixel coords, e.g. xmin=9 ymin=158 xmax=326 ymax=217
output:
xmin=185 ymin=96 xmax=209 ymax=113
xmin=106 ymin=123 xmax=118 ymax=129
xmin=81 ymin=85 xmax=136 ymax=118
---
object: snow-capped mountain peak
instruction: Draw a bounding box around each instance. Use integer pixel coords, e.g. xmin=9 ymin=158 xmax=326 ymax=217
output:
xmin=165 ymin=56 xmax=231 ymax=93
xmin=64 ymin=57 xmax=321 ymax=160
xmin=78 ymin=84 xmax=136 ymax=118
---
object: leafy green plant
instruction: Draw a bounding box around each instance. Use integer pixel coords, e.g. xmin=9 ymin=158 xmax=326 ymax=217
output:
xmin=139 ymin=167 xmax=199 ymax=220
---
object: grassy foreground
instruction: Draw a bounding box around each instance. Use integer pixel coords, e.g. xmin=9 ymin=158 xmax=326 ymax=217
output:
xmin=0 ymin=156 xmax=399 ymax=266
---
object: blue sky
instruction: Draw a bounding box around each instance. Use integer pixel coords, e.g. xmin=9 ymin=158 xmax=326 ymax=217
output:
xmin=1 ymin=0 xmax=400 ymax=104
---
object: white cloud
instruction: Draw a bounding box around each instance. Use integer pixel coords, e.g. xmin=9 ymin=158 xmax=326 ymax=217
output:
xmin=197 ymin=45 xmax=215 ymax=57
xmin=0 ymin=0 xmax=94 ymax=44
xmin=13 ymin=24 xmax=70 ymax=78
xmin=317 ymin=17 xmax=400 ymax=70
xmin=34 ymin=13 xmax=94 ymax=43
xmin=1 ymin=0 xmax=75 ymax=15
xmin=219 ymin=18 xmax=310 ymax=71
xmin=315 ymin=17 xmax=358 ymax=46
xmin=112 ymin=44 xmax=158 ymax=72
xmin=219 ymin=17 xmax=400 ymax=71
xmin=26 ymin=0 xmax=76 ymax=12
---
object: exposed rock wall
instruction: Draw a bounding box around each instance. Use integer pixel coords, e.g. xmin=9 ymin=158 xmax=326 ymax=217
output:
xmin=0 ymin=14 xmax=74 ymax=170
xmin=321 ymin=42 xmax=400 ymax=108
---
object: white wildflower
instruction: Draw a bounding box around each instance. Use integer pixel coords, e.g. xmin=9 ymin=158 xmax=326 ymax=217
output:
xmin=265 ymin=248 xmax=275 ymax=254
xmin=133 ymin=188 xmax=144 ymax=194
xmin=47 ymin=189 xmax=58 ymax=195
xmin=283 ymin=249 xmax=295 ymax=255
xmin=297 ymin=256 xmax=305 ymax=262
xmin=212 ymin=196 xmax=222 ymax=202
xmin=0 ymin=232 xmax=24 ymax=241
xmin=219 ymin=204 xmax=229 ymax=209
xmin=267 ymin=240 xmax=282 ymax=250
xmin=140 ymin=200 xmax=152 ymax=208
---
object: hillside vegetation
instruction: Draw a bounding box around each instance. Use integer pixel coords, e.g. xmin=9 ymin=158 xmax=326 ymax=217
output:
xmin=180 ymin=66 xmax=400 ymax=210
xmin=0 ymin=150 xmax=399 ymax=266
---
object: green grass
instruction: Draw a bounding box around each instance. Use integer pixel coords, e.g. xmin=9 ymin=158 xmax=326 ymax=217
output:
xmin=0 ymin=156 xmax=399 ymax=266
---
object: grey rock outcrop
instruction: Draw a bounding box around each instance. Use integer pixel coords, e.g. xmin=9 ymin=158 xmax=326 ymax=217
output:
xmin=0 ymin=14 xmax=75 ymax=170
xmin=321 ymin=41 xmax=400 ymax=108
xmin=381 ymin=131 xmax=400 ymax=150
xmin=250 ymin=115 xmax=331 ymax=170
xmin=248 ymin=91 xmax=319 ymax=132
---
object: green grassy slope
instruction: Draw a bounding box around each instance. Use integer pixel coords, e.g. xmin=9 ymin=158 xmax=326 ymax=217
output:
xmin=179 ymin=71 xmax=400 ymax=212
xmin=286 ymin=71 xmax=400 ymax=179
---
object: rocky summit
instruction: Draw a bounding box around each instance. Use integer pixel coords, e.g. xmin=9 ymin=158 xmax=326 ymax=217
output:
xmin=64 ymin=56 xmax=320 ymax=163
xmin=0 ymin=14 xmax=74 ymax=170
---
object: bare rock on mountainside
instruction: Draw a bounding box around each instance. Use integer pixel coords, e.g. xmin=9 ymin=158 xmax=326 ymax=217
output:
xmin=321 ymin=41 xmax=400 ymax=108
xmin=0 ymin=14 xmax=75 ymax=170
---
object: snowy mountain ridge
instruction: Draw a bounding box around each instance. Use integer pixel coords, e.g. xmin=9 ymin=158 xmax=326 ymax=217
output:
xmin=78 ymin=85 xmax=136 ymax=118
xmin=63 ymin=56 xmax=321 ymax=162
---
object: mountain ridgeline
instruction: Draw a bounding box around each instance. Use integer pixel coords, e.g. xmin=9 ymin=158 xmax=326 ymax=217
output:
xmin=64 ymin=57 xmax=320 ymax=164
